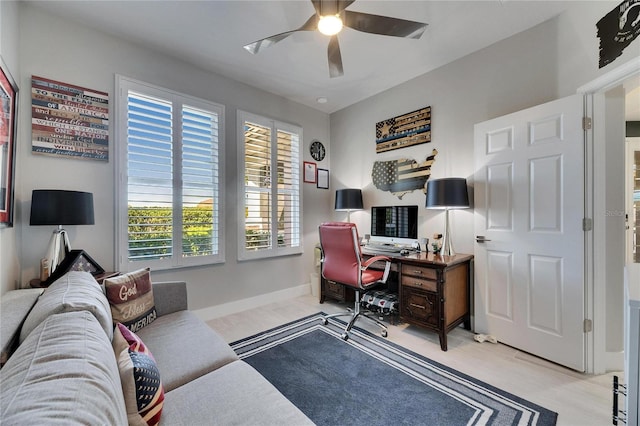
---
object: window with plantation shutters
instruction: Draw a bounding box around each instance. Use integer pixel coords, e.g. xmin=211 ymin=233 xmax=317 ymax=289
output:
xmin=238 ymin=111 xmax=301 ymax=260
xmin=116 ymin=76 xmax=224 ymax=271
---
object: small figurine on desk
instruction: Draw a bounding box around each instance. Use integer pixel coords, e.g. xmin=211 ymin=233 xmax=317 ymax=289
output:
xmin=431 ymin=233 xmax=443 ymax=254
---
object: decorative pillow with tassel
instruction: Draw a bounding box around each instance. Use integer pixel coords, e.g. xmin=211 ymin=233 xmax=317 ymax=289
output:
xmin=113 ymin=322 xmax=164 ymax=426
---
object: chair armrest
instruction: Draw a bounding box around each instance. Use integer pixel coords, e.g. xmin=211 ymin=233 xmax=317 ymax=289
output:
xmin=152 ymin=281 xmax=188 ymax=317
xmin=361 ymin=256 xmax=392 ymax=283
xmin=361 ymin=255 xmax=390 ymax=268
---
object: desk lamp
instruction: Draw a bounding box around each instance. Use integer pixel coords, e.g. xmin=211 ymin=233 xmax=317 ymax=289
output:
xmin=30 ymin=189 xmax=95 ymax=273
xmin=335 ymin=188 xmax=363 ymax=222
xmin=425 ymin=178 xmax=469 ymax=256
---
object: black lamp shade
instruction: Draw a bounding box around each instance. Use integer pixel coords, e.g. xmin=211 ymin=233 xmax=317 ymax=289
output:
xmin=335 ymin=189 xmax=363 ymax=211
xmin=30 ymin=190 xmax=95 ymax=226
xmin=425 ymin=178 xmax=470 ymax=209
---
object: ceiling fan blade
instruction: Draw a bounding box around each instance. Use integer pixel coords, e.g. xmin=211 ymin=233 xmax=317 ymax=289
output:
xmin=327 ymin=35 xmax=343 ymax=78
xmin=311 ymin=0 xmax=355 ymax=16
xmin=343 ymin=10 xmax=427 ymax=39
xmin=244 ymin=14 xmax=318 ymax=54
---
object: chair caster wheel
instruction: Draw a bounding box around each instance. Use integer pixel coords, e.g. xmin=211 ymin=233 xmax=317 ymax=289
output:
xmin=321 ymin=318 xmax=328 ymax=325
xmin=341 ymin=333 xmax=349 ymax=341
xmin=381 ymin=330 xmax=388 ymax=338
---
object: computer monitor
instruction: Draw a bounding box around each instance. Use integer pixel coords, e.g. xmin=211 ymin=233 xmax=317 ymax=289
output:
xmin=370 ymin=205 xmax=418 ymax=246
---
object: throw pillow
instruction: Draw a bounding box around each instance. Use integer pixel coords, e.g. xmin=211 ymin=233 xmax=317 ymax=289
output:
xmin=113 ymin=322 xmax=164 ymax=426
xmin=104 ymin=268 xmax=157 ymax=332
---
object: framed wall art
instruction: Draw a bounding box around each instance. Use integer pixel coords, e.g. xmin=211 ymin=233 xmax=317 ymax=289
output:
xmin=303 ymin=161 xmax=317 ymax=183
xmin=317 ymin=168 xmax=329 ymax=189
xmin=31 ymin=76 xmax=109 ymax=161
xmin=0 ymin=57 xmax=18 ymax=227
xmin=375 ymin=106 xmax=431 ymax=153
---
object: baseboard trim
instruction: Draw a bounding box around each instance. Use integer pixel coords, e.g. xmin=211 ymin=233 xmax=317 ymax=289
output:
xmin=192 ymin=283 xmax=311 ymax=322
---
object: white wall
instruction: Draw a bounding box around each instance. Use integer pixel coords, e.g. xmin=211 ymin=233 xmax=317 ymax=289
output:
xmin=329 ymin=2 xmax=638 ymax=366
xmin=13 ymin=3 xmax=332 ymax=310
xmin=0 ymin=0 xmax=20 ymax=295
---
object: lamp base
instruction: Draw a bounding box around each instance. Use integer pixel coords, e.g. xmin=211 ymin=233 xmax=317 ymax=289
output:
xmin=441 ymin=209 xmax=456 ymax=257
xmin=45 ymin=227 xmax=71 ymax=274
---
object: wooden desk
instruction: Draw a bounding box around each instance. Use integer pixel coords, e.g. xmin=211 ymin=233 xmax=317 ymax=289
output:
xmin=320 ymin=250 xmax=473 ymax=351
xmin=397 ymin=252 xmax=473 ymax=351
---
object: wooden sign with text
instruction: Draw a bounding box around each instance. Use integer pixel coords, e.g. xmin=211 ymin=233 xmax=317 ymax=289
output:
xmin=31 ymin=76 xmax=109 ymax=161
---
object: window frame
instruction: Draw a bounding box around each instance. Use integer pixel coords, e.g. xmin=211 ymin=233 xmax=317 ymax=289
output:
xmin=237 ymin=110 xmax=302 ymax=261
xmin=115 ymin=75 xmax=225 ymax=271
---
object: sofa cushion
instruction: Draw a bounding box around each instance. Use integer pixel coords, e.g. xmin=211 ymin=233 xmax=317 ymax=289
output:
xmin=105 ymin=268 xmax=157 ymax=333
xmin=113 ymin=323 xmax=165 ymax=426
xmin=0 ymin=311 xmax=128 ymax=425
xmin=161 ymin=360 xmax=313 ymax=425
xmin=0 ymin=288 xmax=43 ymax=366
xmin=136 ymin=310 xmax=239 ymax=392
xmin=19 ymin=271 xmax=113 ymax=343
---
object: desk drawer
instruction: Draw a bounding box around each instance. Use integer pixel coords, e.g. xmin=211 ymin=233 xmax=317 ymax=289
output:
xmin=401 ymin=275 xmax=437 ymax=292
xmin=401 ymin=289 xmax=439 ymax=327
xmin=401 ymin=264 xmax=437 ymax=280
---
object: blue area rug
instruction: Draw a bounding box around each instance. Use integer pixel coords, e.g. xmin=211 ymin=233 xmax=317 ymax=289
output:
xmin=231 ymin=313 xmax=557 ymax=426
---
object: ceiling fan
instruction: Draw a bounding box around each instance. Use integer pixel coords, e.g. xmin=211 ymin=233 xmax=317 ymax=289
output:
xmin=243 ymin=0 xmax=428 ymax=78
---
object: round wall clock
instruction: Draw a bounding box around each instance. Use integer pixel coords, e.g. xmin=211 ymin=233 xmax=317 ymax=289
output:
xmin=310 ymin=140 xmax=326 ymax=161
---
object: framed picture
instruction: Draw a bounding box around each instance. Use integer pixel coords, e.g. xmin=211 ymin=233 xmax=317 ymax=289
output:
xmin=375 ymin=106 xmax=431 ymax=154
xmin=0 ymin=57 xmax=18 ymax=227
xmin=43 ymin=249 xmax=105 ymax=286
xmin=303 ymin=161 xmax=317 ymax=183
xmin=317 ymin=168 xmax=329 ymax=189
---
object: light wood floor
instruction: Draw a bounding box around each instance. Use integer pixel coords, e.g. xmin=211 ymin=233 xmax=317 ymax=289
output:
xmin=207 ymin=294 xmax=618 ymax=426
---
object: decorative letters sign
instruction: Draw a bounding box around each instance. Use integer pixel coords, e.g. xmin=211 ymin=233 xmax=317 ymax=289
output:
xmin=597 ymin=0 xmax=640 ymax=68
xmin=31 ymin=76 xmax=109 ymax=161
xmin=372 ymin=149 xmax=438 ymax=199
xmin=375 ymin=106 xmax=431 ymax=153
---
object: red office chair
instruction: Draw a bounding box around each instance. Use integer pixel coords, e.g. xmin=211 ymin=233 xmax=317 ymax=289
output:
xmin=318 ymin=222 xmax=391 ymax=341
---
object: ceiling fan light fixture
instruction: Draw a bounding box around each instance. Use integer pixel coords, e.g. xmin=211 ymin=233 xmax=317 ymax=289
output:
xmin=318 ymin=15 xmax=343 ymax=36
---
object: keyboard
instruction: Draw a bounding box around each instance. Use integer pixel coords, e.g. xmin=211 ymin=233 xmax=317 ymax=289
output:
xmin=362 ymin=244 xmax=415 ymax=255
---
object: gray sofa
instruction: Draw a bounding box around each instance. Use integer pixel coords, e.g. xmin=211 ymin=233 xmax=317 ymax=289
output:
xmin=0 ymin=271 xmax=312 ymax=425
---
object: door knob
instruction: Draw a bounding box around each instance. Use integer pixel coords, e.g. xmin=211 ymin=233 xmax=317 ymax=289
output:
xmin=476 ymin=235 xmax=492 ymax=243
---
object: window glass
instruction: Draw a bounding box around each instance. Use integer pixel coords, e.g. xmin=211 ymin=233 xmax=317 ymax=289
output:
xmin=238 ymin=111 xmax=301 ymax=260
xmin=116 ymin=77 xmax=224 ymax=270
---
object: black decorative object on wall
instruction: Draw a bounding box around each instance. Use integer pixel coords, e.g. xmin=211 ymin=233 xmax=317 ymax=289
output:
xmin=597 ymin=0 xmax=640 ymax=68
xmin=310 ymin=140 xmax=325 ymax=161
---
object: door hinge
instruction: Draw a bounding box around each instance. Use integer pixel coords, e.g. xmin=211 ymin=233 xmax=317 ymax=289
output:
xmin=583 ymin=117 xmax=592 ymax=130
xmin=584 ymin=319 xmax=593 ymax=333
xmin=583 ymin=218 xmax=593 ymax=231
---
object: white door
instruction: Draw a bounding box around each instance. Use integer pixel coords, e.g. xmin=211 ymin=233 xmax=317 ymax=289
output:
xmin=627 ymin=138 xmax=640 ymax=290
xmin=474 ymin=94 xmax=585 ymax=371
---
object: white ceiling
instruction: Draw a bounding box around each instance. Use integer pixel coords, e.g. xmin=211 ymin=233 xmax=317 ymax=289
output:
xmin=26 ymin=0 xmax=586 ymax=114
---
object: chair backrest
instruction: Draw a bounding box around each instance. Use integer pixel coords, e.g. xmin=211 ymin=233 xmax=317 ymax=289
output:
xmin=318 ymin=222 xmax=363 ymax=288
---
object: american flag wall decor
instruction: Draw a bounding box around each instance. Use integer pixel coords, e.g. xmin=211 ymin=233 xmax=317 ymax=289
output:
xmin=372 ymin=149 xmax=438 ymax=199
xmin=375 ymin=106 xmax=431 ymax=153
